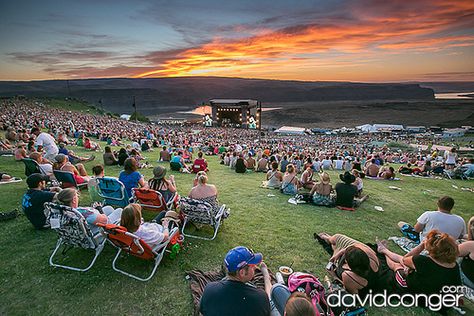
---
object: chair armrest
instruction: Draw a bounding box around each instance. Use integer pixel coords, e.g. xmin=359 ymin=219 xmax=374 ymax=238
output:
xmin=152 ymin=227 xmax=179 ymax=253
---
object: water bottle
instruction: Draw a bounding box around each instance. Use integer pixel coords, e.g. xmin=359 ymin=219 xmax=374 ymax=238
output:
xmin=275 ymin=272 xmax=284 ymax=284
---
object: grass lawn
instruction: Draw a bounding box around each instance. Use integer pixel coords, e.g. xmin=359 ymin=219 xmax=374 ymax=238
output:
xmin=0 ymin=140 xmax=473 ymax=315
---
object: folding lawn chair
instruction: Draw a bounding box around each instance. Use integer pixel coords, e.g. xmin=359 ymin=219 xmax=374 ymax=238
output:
xmin=96 ymin=177 xmax=130 ymax=208
xmin=22 ymin=158 xmax=49 ymax=177
xmin=131 ymin=188 xmax=178 ymax=212
xmin=97 ymin=223 xmax=179 ymax=281
xmin=53 ymin=170 xmax=87 ymax=190
xmin=179 ymin=197 xmax=228 ymax=241
xmin=45 ymin=202 xmax=105 ymax=272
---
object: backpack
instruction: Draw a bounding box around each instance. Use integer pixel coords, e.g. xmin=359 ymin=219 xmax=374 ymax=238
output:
xmin=288 ymin=272 xmax=334 ymax=316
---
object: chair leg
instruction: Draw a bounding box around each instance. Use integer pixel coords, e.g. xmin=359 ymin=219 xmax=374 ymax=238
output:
xmin=181 ymin=218 xmax=220 ymax=241
xmin=49 ymin=238 xmax=104 ymax=272
xmin=112 ymin=248 xmax=164 ymax=282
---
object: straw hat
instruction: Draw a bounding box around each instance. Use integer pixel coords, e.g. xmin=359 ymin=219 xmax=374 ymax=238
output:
xmin=319 ymin=172 xmax=330 ymax=185
xmin=162 ymin=210 xmax=181 ymax=225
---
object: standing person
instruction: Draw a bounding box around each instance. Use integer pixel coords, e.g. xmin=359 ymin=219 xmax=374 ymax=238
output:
xmin=22 ymin=174 xmax=61 ymax=229
xmin=200 ymin=246 xmax=272 ymax=316
xmin=31 ymin=127 xmax=59 ymax=161
xmin=444 ymin=148 xmax=457 ymax=170
xmin=398 ymin=196 xmax=466 ymax=244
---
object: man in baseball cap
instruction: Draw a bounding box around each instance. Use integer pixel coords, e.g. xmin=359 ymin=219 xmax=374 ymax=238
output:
xmin=22 ymin=173 xmax=61 ymax=229
xmin=200 ymin=246 xmax=272 ymax=316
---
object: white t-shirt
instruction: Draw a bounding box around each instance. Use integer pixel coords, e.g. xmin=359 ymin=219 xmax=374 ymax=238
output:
xmin=334 ymin=159 xmax=343 ymax=170
xmin=313 ymin=161 xmax=321 ymax=172
xmin=135 ymin=222 xmax=165 ymax=248
xmin=321 ymin=159 xmax=332 ymax=169
xmin=35 ymin=132 xmax=58 ymax=157
xmin=417 ymin=211 xmax=466 ymax=241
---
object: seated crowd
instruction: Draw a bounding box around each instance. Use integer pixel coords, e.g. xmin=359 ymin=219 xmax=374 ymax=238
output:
xmin=2 ymin=98 xmax=473 ymax=315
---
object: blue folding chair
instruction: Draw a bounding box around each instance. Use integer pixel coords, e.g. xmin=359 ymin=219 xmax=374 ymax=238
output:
xmin=53 ymin=170 xmax=87 ymax=190
xmin=96 ymin=177 xmax=130 ymax=208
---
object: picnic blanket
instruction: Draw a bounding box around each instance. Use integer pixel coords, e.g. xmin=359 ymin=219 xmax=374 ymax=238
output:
xmin=0 ymin=178 xmax=22 ymax=185
xmin=186 ymin=266 xmax=275 ymax=316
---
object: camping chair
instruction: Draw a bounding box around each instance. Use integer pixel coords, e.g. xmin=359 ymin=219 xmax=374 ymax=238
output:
xmin=170 ymin=162 xmax=182 ymax=171
xmin=53 ymin=170 xmax=87 ymax=190
xmin=96 ymin=177 xmax=130 ymax=208
xmin=179 ymin=197 xmax=227 ymax=240
xmin=22 ymin=158 xmax=49 ymax=178
xmin=44 ymin=202 xmax=105 ymax=272
xmin=97 ymin=223 xmax=178 ymax=281
xmin=131 ymin=188 xmax=178 ymax=212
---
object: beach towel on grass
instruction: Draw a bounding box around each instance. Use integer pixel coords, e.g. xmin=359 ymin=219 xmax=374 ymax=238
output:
xmin=388 ymin=236 xmax=418 ymax=253
xmin=186 ymin=266 xmax=275 ymax=316
xmin=0 ymin=178 xmax=22 ymax=185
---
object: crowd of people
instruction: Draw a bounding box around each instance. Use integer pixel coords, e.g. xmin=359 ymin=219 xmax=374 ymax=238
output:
xmin=2 ymin=97 xmax=473 ymax=315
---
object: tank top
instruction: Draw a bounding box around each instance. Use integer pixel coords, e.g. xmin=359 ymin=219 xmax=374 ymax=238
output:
xmin=461 ymin=255 xmax=474 ymax=284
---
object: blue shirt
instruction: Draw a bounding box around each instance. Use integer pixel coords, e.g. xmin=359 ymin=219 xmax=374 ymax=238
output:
xmin=118 ymin=171 xmax=142 ymax=198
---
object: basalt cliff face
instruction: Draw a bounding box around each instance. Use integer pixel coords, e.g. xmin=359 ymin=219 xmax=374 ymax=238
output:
xmin=0 ymin=77 xmax=434 ymax=115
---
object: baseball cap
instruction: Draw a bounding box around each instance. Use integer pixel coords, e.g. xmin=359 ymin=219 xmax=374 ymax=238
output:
xmin=26 ymin=173 xmax=48 ymax=188
xmin=224 ymin=246 xmax=263 ymax=273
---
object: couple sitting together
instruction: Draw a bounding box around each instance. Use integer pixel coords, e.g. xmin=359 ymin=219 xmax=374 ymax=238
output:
xmin=275 ymin=166 xmax=368 ymax=209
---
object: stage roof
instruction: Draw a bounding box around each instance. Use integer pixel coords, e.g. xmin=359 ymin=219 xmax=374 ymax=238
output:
xmin=209 ymin=99 xmax=258 ymax=106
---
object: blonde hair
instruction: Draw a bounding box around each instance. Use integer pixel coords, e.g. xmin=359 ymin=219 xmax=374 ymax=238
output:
xmin=287 ymin=164 xmax=295 ymax=174
xmin=54 ymin=188 xmax=77 ymax=207
xmin=120 ymin=203 xmax=142 ymax=233
xmin=198 ymin=173 xmax=208 ymax=185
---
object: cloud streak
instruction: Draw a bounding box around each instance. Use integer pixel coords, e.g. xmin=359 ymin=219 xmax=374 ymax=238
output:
xmin=4 ymin=0 xmax=474 ymax=81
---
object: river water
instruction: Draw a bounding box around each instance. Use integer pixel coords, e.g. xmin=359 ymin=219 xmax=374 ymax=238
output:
xmin=435 ymin=92 xmax=474 ymax=99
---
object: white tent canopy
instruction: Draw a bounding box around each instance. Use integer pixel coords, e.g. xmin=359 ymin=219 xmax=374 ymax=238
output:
xmin=274 ymin=126 xmax=306 ymax=135
xmin=356 ymin=124 xmax=404 ymax=132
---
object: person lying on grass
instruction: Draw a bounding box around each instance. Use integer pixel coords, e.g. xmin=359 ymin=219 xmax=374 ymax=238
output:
xmin=316 ymin=232 xmax=380 ymax=295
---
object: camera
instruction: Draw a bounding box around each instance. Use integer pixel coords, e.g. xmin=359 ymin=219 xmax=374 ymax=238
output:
xmin=326 ymin=262 xmax=334 ymax=270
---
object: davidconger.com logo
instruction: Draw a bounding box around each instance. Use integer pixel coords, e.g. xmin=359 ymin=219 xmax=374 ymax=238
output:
xmin=326 ymin=286 xmax=472 ymax=312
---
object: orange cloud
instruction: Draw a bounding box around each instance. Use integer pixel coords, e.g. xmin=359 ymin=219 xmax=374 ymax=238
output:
xmin=134 ymin=0 xmax=474 ymax=79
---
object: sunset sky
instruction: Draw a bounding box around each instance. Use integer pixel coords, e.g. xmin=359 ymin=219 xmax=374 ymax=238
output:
xmin=1 ymin=0 xmax=473 ymax=82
